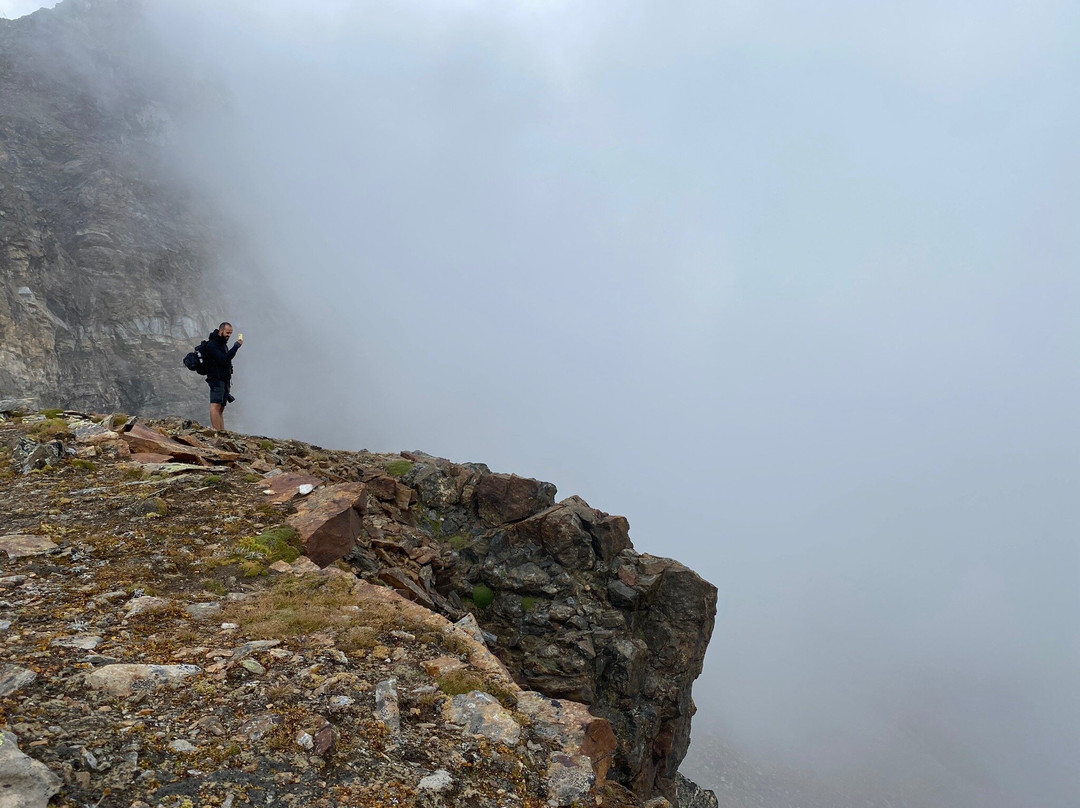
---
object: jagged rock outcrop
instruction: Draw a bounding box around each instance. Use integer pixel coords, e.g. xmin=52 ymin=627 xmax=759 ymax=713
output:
xmin=394 ymin=452 xmax=718 ymax=801
xmin=0 ymin=0 xmax=223 ymax=416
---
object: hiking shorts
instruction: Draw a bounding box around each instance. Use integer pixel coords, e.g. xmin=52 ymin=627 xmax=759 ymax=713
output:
xmin=208 ymin=379 xmax=231 ymax=407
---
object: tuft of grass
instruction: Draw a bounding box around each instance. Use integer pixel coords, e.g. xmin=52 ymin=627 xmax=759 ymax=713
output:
xmin=41 ymin=408 xmax=64 ymax=419
xmin=259 ymin=439 xmax=275 ymax=451
xmin=242 ymin=473 xmax=263 ymax=483
xmin=520 ymin=596 xmax=537 ymax=612
xmin=472 ymin=584 xmax=494 ymax=610
xmin=204 ymin=475 xmax=224 ymax=486
xmin=436 ymin=670 xmax=518 ymax=710
xmin=385 ymin=459 xmax=414 ymax=477
xmin=445 ymin=534 xmax=470 ymax=551
xmin=237 ymin=525 xmax=303 ymax=564
xmin=202 ymin=579 xmax=227 ymax=596
xmin=222 ymin=575 xmax=430 ymax=642
xmin=121 ymin=466 xmax=147 ymax=481
xmin=338 ymin=625 xmax=380 ymax=653
xmin=69 ymin=458 xmax=97 ymax=472
xmin=30 ymin=418 xmax=70 ymax=440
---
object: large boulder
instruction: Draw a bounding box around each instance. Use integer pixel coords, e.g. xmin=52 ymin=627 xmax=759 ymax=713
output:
xmin=287 ymin=483 xmax=368 ymax=567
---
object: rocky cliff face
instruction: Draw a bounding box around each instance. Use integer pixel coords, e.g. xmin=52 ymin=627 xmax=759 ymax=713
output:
xmin=0 ymin=0 xmax=221 ymax=417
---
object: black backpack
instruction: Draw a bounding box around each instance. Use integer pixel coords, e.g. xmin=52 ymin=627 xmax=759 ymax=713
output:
xmin=183 ymin=341 xmax=209 ymax=375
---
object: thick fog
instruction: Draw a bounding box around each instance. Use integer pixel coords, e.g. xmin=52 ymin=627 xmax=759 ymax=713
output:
xmin=14 ymin=0 xmax=1080 ymax=804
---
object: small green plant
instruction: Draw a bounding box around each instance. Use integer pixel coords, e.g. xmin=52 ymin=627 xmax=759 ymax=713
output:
xmin=472 ymin=584 xmax=494 ymax=610
xmin=520 ymin=596 xmax=537 ymax=612
xmin=202 ymin=579 xmax=227 ymax=596
xmin=239 ymin=560 xmax=267 ymax=578
xmin=259 ymin=439 xmax=275 ymax=451
xmin=385 ymin=459 xmax=414 ymax=477
xmin=121 ymin=466 xmax=147 ymax=481
xmin=41 ymin=408 xmax=64 ymax=419
xmin=204 ymin=475 xmax=223 ymax=486
xmin=242 ymin=473 xmax=262 ymax=483
xmin=437 ymin=669 xmax=486 ymax=697
xmin=69 ymin=458 xmax=97 ymax=472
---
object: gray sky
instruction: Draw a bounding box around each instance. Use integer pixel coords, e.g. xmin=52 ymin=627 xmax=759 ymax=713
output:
xmin=19 ymin=0 xmax=1080 ymax=804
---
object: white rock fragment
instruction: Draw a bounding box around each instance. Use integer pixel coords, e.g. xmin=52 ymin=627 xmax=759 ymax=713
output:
xmin=295 ymin=732 xmax=314 ymax=750
xmin=418 ymin=769 xmax=454 ymax=792
xmin=297 ymin=483 xmax=314 ymax=495
xmin=328 ymin=695 xmax=354 ymax=711
xmin=123 ymin=595 xmax=171 ymax=618
xmin=50 ymin=635 xmax=103 ymax=650
xmin=0 ymin=729 xmax=61 ymax=808
xmin=168 ymin=740 xmax=197 ymax=754
xmin=374 ymin=678 xmax=400 ymax=737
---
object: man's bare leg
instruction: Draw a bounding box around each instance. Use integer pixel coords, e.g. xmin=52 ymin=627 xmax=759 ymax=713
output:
xmin=210 ymin=403 xmax=225 ymax=431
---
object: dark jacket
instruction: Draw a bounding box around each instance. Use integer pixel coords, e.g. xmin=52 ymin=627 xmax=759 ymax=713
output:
xmin=203 ymin=330 xmax=240 ymax=382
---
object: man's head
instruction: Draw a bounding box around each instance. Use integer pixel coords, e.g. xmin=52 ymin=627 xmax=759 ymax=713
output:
xmin=218 ymin=322 xmax=233 ymax=339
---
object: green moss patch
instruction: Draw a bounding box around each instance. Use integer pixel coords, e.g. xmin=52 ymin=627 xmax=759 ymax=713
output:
xmin=385 ymin=459 xmax=414 ymax=477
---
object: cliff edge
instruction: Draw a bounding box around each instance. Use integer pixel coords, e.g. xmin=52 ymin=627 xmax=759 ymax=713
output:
xmin=0 ymin=403 xmax=717 ymax=808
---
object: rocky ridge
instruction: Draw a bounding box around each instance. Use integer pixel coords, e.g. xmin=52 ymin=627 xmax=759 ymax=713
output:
xmin=0 ymin=403 xmax=717 ymax=807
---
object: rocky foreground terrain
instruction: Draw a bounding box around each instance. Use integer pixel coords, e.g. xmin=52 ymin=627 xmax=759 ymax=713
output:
xmin=0 ymin=403 xmax=717 ymax=808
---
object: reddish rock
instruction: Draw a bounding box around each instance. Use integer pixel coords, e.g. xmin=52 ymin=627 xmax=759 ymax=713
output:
xmin=378 ymin=567 xmax=435 ymax=610
xmin=286 ymin=483 xmax=368 ymax=567
xmin=122 ymin=423 xmax=238 ymax=465
xmin=130 ymin=452 xmax=174 ymax=464
xmin=475 ymin=473 xmax=557 ymax=525
xmin=263 ymin=472 xmax=325 ymax=504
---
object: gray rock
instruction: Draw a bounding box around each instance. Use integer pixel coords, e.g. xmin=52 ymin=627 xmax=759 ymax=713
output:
xmin=0 ymin=729 xmax=61 ymax=808
xmin=167 ymin=740 xmax=197 ymax=754
xmin=11 ymin=438 xmax=63 ymax=474
xmin=417 ymin=769 xmax=454 ymax=792
xmin=236 ymin=713 xmax=283 ymax=742
xmin=184 ymin=601 xmax=222 ymax=620
xmin=84 ymin=664 xmax=201 ymax=696
xmin=453 ymin=613 xmax=486 ymax=645
xmin=374 ymin=678 xmax=400 ymax=737
xmin=0 ymin=666 xmax=37 ymax=698
xmin=672 ymin=773 xmax=719 ymax=808
xmin=545 ymin=753 xmax=596 ymax=807
xmin=445 ymin=690 xmax=520 ymax=746
xmin=0 ymin=535 xmax=58 ymax=559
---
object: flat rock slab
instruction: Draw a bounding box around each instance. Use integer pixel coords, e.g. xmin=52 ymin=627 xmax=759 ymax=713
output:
xmin=0 ymin=665 xmax=37 ymax=697
xmin=0 ymin=729 xmax=61 ymax=808
xmin=0 ymin=535 xmax=57 ymax=559
xmin=263 ymin=472 xmax=324 ymax=504
xmin=122 ymin=423 xmax=238 ymax=466
xmin=84 ymin=664 xmax=201 ymax=696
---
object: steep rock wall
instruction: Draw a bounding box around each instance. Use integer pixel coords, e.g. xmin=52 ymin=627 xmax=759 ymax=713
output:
xmin=0 ymin=0 xmax=221 ymax=416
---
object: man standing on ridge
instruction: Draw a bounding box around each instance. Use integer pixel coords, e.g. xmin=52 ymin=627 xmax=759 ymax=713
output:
xmin=204 ymin=321 xmax=242 ymax=432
